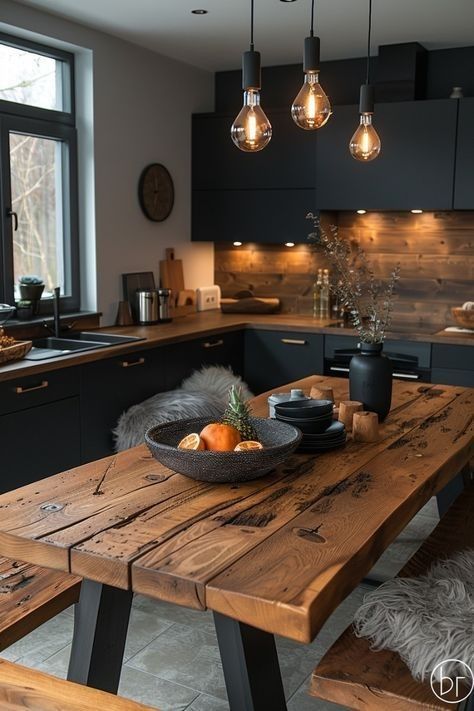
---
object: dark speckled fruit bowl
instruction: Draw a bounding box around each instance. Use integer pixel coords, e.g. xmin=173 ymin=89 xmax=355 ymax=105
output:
xmin=145 ymin=416 xmax=302 ymax=483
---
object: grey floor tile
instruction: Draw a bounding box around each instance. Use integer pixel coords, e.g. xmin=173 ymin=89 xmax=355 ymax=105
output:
xmin=35 ymin=644 xmax=70 ymax=678
xmin=134 ymin=595 xmax=216 ymax=636
xmin=188 ymin=693 xmax=230 ymax=711
xmin=127 ymin=622 xmax=227 ymax=700
xmin=120 ymin=665 xmax=199 ymax=711
xmin=0 ymin=610 xmax=73 ymax=665
xmin=124 ymin=605 xmax=174 ymax=661
xmin=288 ymin=675 xmax=345 ymax=711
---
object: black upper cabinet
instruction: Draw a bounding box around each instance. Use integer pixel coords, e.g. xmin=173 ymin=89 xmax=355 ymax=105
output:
xmin=454 ymin=98 xmax=474 ymax=209
xmin=192 ymin=188 xmax=315 ymax=243
xmin=315 ymin=99 xmax=458 ymax=211
xmin=192 ymin=110 xmax=316 ymax=191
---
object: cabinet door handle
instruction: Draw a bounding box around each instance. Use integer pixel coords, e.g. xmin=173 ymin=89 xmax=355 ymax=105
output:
xmin=281 ymin=338 xmax=307 ymax=346
xmin=202 ymin=339 xmax=224 ymax=349
xmin=15 ymin=380 xmax=49 ymax=394
xmin=120 ymin=357 xmax=145 ymax=368
xmin=330 ymin=366 xmax=350 ymax=373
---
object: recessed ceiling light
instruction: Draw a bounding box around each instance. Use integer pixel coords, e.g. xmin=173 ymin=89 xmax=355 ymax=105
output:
xmin=356 ymin=209 xmax=367 ymax=214
xmin=191 ymin=9 xmax=208 ymax=14
xmin=411 ymin=209 xmax=423 ymax=214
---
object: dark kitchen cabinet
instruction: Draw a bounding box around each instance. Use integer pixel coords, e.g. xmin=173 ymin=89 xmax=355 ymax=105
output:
xmin=453 ymin=98 xmax=474 ymax=209
xmin=315 ymin=99 xmax=458 ymax=211
xmin=431 ymin=343 xmax=474 ymax=387
xmin=80 ymin=349 xmax=164 ymax=462
xmin=244 ymin=329 xmax=324 ymax=394
xmin=192 ymin=188 xmax=315 ymax=244
xmin=162 ymin=330 xmax=245 ymax=390
xmin=0 ymin=368 xmax=81 ymax=492
xmin=192 ymin=110 xmax=316 ymax=191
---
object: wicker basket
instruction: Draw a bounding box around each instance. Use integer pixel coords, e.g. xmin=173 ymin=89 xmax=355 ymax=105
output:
xmin=0 ymin=340 xmax=32 ymax=365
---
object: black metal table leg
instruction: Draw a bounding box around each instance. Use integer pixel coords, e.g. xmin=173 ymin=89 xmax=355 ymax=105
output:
xmin=67 ymin=578 xmax=133 ymax=694
xmin=436 ymin=468 xmax=467 ymax=518
xmin=213 ymin=611 xmax=287 ymax=711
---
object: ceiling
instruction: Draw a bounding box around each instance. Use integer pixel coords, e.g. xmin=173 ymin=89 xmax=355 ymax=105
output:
xmin=13 ymin=0 xmax=474 ymax=72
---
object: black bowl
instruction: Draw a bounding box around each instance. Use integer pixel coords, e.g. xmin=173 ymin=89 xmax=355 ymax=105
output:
xmin=145 ymin=416 xmax=302 ymax=483
xmin=274 ymin=399 xmax=333 ymax=419
xmin=275 ymin=412 xmax=333 ymax=434
xmin=301 ymin=421 xmax=346 ymax=441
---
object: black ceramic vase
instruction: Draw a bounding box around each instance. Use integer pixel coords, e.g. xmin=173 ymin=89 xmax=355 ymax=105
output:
xmin=349 ymin=342 xmax=393 ymax=421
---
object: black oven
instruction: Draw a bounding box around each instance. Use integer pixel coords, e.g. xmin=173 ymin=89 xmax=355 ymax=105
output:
xmin=324 ymin=336 xmax=432 ymax=382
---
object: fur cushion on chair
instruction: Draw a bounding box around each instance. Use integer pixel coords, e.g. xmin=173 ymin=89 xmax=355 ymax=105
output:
xmin=113 ymin=365 xmax=253 ymax=451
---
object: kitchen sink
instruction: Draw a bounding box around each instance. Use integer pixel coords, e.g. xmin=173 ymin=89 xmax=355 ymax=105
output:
xmin=24 ymin=332 xmax=145 ymax=360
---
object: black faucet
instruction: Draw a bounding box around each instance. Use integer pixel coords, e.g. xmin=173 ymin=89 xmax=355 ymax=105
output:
xmin=53 ymin=286 xmax=61 ymax=338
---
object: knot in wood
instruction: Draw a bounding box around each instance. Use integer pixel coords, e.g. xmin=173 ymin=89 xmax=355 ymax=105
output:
xmin=40 ymin=503 xmax=64 ymax=512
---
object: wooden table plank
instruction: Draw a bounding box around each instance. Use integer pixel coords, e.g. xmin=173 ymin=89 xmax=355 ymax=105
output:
xmin=206 ymin=389 xmax=473 ymax=642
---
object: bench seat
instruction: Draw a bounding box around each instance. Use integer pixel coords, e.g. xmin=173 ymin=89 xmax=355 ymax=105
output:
xmin=310 ymin=483 xmax=474 ymax=710
xmin=0 ymin=558 xmax=81 ymax=652
xmin=0 ymin=658 xmax=157 ymax=710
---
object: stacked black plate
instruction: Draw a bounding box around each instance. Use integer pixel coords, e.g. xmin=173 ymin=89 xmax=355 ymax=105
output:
xmin=274 ymin=399 xmax=346 ymax=453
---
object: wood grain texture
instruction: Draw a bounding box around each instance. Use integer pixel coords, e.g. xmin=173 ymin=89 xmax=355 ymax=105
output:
xmin=215 ymin=211 xmax=474 ymax=328
xmin=0 ymin=377 xmax=471 ymax=645
xmin=310 ymin=484 xmax=474 ymax=710
xmin=0 ymin=659 xmax=157 ymax=710
xmin=0 ymin=559 xmax=80 ymax=652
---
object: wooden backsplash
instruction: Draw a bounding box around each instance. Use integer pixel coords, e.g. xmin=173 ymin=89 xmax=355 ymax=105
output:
xmin=215 ymin=212 xmax=474 ymax=329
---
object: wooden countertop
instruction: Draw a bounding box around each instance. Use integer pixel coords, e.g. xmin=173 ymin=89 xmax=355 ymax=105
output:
xmin=0 ymin=311 xmax=472 ymax=383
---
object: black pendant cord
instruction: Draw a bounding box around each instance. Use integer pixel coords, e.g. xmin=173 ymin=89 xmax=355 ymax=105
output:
xmin=365 ymin=0 xmax=372 ymax=84
xmin=310 ymin=0 xmax=315 ymax=37
xmin=250 ymin=0 xmax=255 ymax=50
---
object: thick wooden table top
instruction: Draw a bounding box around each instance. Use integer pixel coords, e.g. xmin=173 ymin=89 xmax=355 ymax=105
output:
xmin=0 ymin=376 xmax=472 ymax=643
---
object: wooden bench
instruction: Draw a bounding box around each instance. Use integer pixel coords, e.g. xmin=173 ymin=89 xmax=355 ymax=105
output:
xmin=310 ymin=483 xmax=474 ymax=710
xmin=0 ymin=658 xmax=157 ymax=710
xmin=0 ymin=557 xmax=81 ymax=652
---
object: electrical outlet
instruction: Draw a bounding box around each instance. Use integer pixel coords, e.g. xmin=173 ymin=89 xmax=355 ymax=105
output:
xmin=197 ymin=286 xmax=221 ymax=311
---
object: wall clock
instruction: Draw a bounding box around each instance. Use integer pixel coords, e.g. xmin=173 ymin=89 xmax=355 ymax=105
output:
xmin=138 ymin=163 xmax=174 ymax=222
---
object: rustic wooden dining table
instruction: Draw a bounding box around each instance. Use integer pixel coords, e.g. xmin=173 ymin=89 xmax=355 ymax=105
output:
xmin=0 ymin=375 xmax=472 ymax=711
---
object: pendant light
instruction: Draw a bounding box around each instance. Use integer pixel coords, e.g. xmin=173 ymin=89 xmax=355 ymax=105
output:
xmin=231 ymin=0 xmax=272 ymax=152
xmin=349 ymin=0 xmax=381 ymax=161
xmin=291 ymin=0 xmax=331 ymax=130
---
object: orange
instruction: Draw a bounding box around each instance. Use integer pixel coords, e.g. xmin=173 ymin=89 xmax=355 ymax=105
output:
xmin=200 ymin=423 xmax=241 ymax=452
xmin=178 ymin=433 xmax=205 ymax=451
xmin=234 ymin=441 xmax=263 ymax=452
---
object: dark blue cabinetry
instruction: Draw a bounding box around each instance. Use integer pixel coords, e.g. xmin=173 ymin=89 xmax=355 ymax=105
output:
xmin=453 ymin=98 xmax=474 ymax=209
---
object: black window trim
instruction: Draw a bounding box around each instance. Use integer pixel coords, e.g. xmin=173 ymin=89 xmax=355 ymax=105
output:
xmin=0 ymin=31 xmax=79 ymax=314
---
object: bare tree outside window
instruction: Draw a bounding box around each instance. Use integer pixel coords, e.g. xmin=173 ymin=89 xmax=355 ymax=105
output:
xmin=0 ymin=44 xmax=60 ymax=110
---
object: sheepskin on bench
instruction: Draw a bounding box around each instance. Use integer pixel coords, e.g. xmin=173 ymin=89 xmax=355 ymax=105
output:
xmin=113 ymin=365 xmax=253 ymax=451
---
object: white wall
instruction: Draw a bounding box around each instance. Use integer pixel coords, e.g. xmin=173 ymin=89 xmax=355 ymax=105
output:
xmin=1 ymin=0 xmax=215 ymax=324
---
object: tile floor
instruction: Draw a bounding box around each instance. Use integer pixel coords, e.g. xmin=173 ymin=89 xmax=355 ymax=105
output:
xmin=0 ymin=499 xmax=439 ymax=711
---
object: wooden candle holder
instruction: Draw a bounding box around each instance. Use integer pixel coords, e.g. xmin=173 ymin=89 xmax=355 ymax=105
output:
xmin=353 ymin=411 xmax=379 ymax=442
xmin=310 ymin=385 xmax=334 ymax=403
xmin=338 ymin=400 xmax=363 ymax=431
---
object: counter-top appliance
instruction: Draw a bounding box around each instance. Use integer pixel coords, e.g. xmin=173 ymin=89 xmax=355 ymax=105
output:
xmin=136 ymin=289 xmax=159 ymax=325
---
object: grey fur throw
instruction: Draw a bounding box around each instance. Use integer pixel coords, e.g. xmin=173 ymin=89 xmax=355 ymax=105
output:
xmin=113 ymin=365 xmax=253 ymax=451
xmin=353 ymin=549 xmax=474 ymax=683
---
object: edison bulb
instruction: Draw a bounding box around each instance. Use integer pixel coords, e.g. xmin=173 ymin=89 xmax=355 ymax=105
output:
xmin=349 ymin=113 xmax=381 ymax=162
xmin=291 ymin=72 xmax=331 ymax=130
xmin=231 ymin=89 xmax=272 ymax=152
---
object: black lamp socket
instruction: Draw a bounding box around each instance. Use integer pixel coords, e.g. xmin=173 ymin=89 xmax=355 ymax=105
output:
xmin=242 ymin=50 xmax=261 ymax=90
xmin=303 ymin=35 xmax=320 ymax=73
xmin=359 ymin=84 xmax=375 ymax=114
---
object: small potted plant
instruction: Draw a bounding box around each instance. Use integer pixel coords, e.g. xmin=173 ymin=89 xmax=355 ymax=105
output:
xmin=308 ymin=215 xmax=400 ymax=420
xmin=16 ymin=300 xmax=34 ymax=321
xmin=19 ymin=275 xmax=44 ymax=301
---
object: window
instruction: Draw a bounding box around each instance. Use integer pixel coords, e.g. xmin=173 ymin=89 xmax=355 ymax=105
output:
xmin=0 ymin=32 xmax=79 ymax=312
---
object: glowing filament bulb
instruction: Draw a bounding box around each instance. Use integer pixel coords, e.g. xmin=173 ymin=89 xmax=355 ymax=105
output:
xmin=231 ymin=89 xmax=272 ymax=152
xmin=349 ymin=113 xmax=381 ymax=162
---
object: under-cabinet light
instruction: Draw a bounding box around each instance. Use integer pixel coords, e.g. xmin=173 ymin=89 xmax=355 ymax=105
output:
xmin=233 ymin=241 xmax=243 ymax=246
xmin=285 ymin=242 xmax=295 ymax=247
xmin=411 ymin=209 xmax=423 ymax=214
xmin=356 ymin=209 xmax=367 ymax=214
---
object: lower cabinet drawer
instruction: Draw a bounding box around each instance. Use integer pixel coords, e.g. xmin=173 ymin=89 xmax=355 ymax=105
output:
xmin=432 ymin=344 xmax=473 ymax=371
xmin=245 ymin=329 xmax=324 ymax=394
xmin=0 ymin=397 xmax=81 ymax=493
xmin=0 ymin=367 xmax=79 ymax=416
xmin=431 ymin=368 xmax=474 ymax=387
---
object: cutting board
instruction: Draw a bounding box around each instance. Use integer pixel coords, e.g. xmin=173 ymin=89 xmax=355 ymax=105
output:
xmin=160 ymin=248 xmax=184 ymax=305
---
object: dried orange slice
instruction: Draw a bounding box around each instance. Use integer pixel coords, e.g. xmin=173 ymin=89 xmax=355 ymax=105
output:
xmin=178 ymin=433 xmax=205 ymax=450
xmin=234 ymin=440 xmax=263 ymax=452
